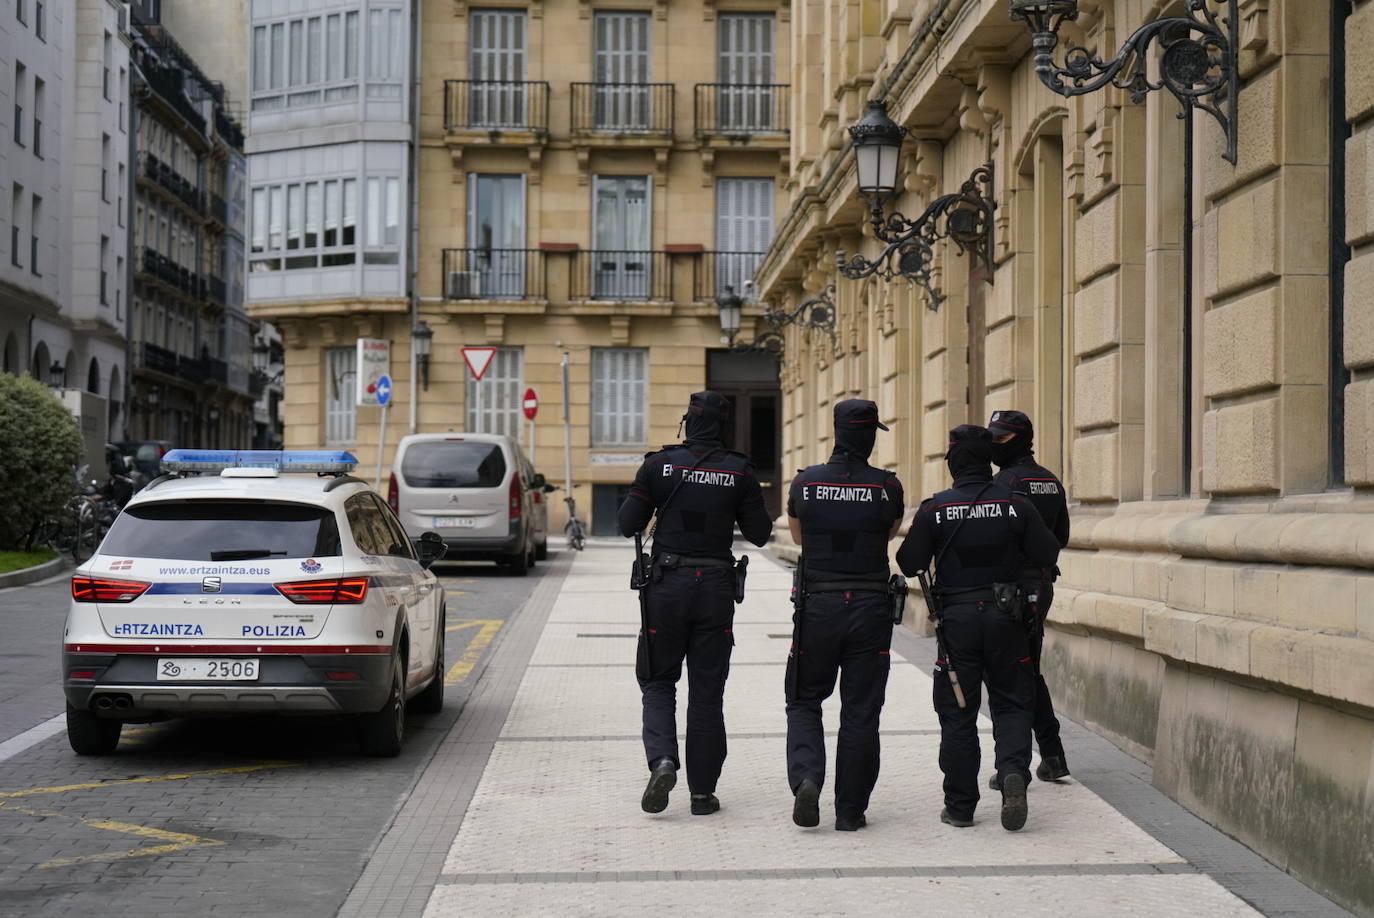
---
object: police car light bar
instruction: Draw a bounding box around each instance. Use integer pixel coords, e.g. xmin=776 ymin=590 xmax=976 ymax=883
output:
xmin=161 ymin=449 xmax=360 ymax=473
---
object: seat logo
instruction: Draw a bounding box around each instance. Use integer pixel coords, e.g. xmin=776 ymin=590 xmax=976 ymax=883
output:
xmin=448 ymin=493 xmax=460 ymax=504
xmin=202 ymin=576 xmax=222 ymax=593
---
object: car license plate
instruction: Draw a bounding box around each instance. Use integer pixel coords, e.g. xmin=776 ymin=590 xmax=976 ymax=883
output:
xmin=156 ymin=658 xmax=259 ymax=681
xmin=432 ymin=517 xmax=477 ymax=528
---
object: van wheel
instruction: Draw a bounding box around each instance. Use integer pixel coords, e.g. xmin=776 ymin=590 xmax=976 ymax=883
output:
xmin=411 ymin=627 xmax=445 ymax=714
xmin=503 ymin=548 xmax=529 ymax=577
xmin=67 ymin=704 xmax=121 ymax=755
xmin=535 ymin=540 xmax=548 ymax=561
xmin=357 ymin=650 xmax=405 ymax=756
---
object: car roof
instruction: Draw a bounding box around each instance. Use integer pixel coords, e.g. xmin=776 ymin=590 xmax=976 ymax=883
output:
xmin=127 ymin=473 xmax=374 ymax=509
xmin=397 ymin=432 xmax=512 ymax=444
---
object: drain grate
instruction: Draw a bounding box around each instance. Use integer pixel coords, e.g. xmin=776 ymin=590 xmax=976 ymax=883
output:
xmin=767 ymin=634 xmax=792 ymax=639
xmin=576 ymin=633 xmax=637 ymax=639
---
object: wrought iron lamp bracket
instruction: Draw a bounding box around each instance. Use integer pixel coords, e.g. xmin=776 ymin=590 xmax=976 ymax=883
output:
xmin=729 ymin=285 xmax=840 ymax=356
xmin=1010 ymin=0 xmax=1239 ymax=163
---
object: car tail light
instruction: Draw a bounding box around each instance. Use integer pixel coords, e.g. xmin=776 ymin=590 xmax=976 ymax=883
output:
xmin=509 ymin=475 xmax=522 ymax=521
xmin=275 ymin=577 xmax=370 ymax=604
xmin=71 ymin=576 xmax=151 ymax=603
xmin=325 ymin=671 xmax=360 ymax=681
xmin=69 ymin=669 xmax=97 ymax=680
xmin=388 ymin=473 xmax=399 ymax=513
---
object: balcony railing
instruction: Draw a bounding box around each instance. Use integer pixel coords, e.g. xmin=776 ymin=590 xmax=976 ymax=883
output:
xmin=442 ymin=248 xmax=545 ymax=300
xmin=202 ymin=356 xmax=229 ymax=386
xmin=177 ymin=353 xmax=207 ymax=383
xmin=140 ymin=341 xmax=179 ymax=376
xmin=215 ymin=109 xmax=245 ymax=150
xmin=143 ymin=64 xmax=208 ymax=136
xmin=697 ymin=250 xmax=767 ymax=301
xmin=571 ymin=83 xmax=674 ymax=135
xmin=444 ymin=80 xmax=550 ymax=133
xmin=142 ymin=153 xmax=202 ymax=213
xmin=207 ymin=274 xmax=227 ymax=304
xmin=572 ymin=250 xmax=672 ymax=301
xmin=208 ymin=192 xmax=228 ymax=227
xmin=694 ymin=84 xmax=789 ymax=136
xmin=139 ymin=247 xmax=202 ymax=299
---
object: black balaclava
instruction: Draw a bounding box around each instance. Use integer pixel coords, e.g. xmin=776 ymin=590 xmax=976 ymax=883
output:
xmin=946 ymin=424 xmax=994 ymax=481
xmin=682 ymin=390 xmax=732 ymax=446
xmin=987 ymin=409 xmax=1034 ymax=469
xmin=831 ymin=398 xmax=888 ymax=465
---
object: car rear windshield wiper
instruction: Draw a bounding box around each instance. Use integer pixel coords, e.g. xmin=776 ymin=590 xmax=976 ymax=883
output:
xmin=210 ymin=549 xmax=289 ymax=561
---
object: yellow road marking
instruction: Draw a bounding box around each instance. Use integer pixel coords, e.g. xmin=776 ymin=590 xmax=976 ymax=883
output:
xmin=444 ymin=620 xmax=503 ymax=685
xmin=0 ymin=761 xmax=299 ymax=799
xmin=0 ymin=800 xmax=224 ymax=868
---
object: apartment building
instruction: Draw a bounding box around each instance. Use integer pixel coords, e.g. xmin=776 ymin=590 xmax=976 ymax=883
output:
xmin=0 ymin=0 xmax=131 ymax=437
xmin=250 ymin=0 xmax=791 ymax=532
xmin=126 ymin=0 xmax=253 ymax=447
xmin=755 ymin=0 xmax=1373 ymax=912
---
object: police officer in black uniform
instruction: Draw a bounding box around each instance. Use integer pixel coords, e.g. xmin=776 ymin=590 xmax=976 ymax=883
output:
xmin=785 ymin=399 xmax=904 ymax=832
xmin=987 ymin=409 xmax=1072 ymax=786
xmin=897 ymin=425 xmax=1059 ymax=831
xmin=618 ymin=391 xmax=772 ymax=816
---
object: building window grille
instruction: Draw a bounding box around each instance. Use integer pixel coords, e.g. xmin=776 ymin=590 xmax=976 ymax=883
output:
xmin=325 ymin=347 xmax=357 ymax=444
xmin=465 ymin=347 xmax=523 ymax=437
xmin=591 ymin=348 xmax=648 ymax=446
xmin=252 ymin=11 xmax=360 ymax=111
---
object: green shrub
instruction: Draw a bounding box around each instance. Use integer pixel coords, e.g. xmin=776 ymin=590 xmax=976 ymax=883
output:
xmin=0 ymin=374 xmax=82 ymax=549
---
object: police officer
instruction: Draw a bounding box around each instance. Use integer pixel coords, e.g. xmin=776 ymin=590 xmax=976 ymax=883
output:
xmin=618 ymin=391 xmax=772 ymax=816
xmin=987 ymin=409 xmax=1071 ymax=786
xmin=785 ymin=399 xmax=904 ymax=832
xmin=897 ymin=425 xmax=1058 ymax=831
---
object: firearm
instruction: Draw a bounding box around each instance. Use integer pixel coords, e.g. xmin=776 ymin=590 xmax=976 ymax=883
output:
xmin=916 ymin=570 xmax=965 ymax=710
xmin=632 ymin=530 xmax=652 ymax=681
xmin=787 ymin=557 xmax=806 ymax=699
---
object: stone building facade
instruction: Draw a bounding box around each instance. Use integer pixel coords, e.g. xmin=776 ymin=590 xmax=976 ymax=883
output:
xmin=756 ymin=0 xmax=1373 ymax=912
xmin=253 ymin=0 xmax=791 ymax=533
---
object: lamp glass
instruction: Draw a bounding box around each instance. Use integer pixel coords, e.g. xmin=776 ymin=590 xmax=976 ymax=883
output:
xmin=412 ymin=321 xmax=433 ymax=359
xmin=717 ymin=297 xmax=742 ymax=338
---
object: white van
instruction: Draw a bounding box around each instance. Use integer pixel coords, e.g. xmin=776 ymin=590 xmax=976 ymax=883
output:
xmin=387 ymin=433 xmax=551 ymax=575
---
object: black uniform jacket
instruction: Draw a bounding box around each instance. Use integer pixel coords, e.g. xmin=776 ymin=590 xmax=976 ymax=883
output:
xmin=788 ymin=453 xmax=903 ymax=582
xmin=617 ymin=441 xmax=772 ymax=560
xmin=994 ymin=454 xmax=1070 ymax=551
xmin=895 ymin=473 xmax=1059 ymax=590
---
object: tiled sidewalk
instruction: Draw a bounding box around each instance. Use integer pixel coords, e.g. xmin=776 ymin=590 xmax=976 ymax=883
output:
xmin=352 ymin=542 xmax=1351 ymax=917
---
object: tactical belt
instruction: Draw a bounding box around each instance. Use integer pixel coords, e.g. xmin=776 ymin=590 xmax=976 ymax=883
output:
xmin=653 ymin=553 xmax=734 ymax=570
xmin=936 ymin=586 xmax=1000 ymax=604
xmin=807 ymin=580 xmax=892 ymax=594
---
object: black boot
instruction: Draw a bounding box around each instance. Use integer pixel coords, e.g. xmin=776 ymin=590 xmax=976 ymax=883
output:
xmin=1000 ymin=773 xmax=1028 ymax=832
xmin=690 ymin=793 xmax=720 ymax=815
xmin=792 ymin=778 xmax=820 ymax=828
xmin=641 ymin=757 xmax=677 ymax=814
xmin=1036 ymin=754 xmax=1070 ymax=782
xmin=988 ymin=772 xmax=1002 ymax=792
xmin=940 ymin=808 xmax=974 ymax=828
xmin=834 ymin=811 xmax=866 ymax=832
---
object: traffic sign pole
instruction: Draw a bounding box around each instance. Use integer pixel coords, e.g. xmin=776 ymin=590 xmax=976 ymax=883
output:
xmin=521 ymin=388 xmax=539 ymax=455
xmin=373 ymin=374 xmax=393 ymax=490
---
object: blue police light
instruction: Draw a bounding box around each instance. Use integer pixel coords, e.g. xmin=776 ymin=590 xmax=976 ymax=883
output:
xmin=161 ymin=449 xmax=359 ymax=473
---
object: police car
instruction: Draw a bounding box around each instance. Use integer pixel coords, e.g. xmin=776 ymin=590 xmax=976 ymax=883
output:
xmin=62 ymin=450 xmax=448 ymax=757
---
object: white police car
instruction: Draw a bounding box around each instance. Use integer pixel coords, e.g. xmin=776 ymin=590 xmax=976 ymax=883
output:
xmin=62 ymin=450 xmax=448 ymax=757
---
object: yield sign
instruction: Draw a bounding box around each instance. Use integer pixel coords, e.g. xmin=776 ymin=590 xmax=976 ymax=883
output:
xmin=522 ymin=388 xmax=538 ymax=420
xmin=461 ymin=347 xmax=498 ymax=382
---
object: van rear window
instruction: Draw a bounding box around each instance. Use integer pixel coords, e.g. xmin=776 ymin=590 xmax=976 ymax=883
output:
xmin=401 ymin=441 xmax=507 ymax=488
xmin=101 ymin=500 xmax=341 ymax=560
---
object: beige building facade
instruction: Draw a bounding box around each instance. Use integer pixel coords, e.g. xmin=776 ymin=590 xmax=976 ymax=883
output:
xmin=757 ymin=0 xmax=1374 ymax=912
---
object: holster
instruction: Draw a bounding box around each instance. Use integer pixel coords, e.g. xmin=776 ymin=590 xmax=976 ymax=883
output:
xmin=888 ymin=574 xmax=908 ymax=625
xmin=991 ymin=581 xmax=1027 ymax=627
xmin=733 ymin=555 xmax=749 ymax=603
xmin=630 ymin=553 xmax=650 ymax=591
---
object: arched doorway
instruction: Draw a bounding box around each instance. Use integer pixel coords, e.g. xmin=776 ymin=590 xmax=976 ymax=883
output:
xmin=87 ymin=357 xmax=102 ymax=394
xmin=31 ymin=341 xmax=50 ymax=383
xmin=2 ymin=333 xmax=17 ymax=374
xmin=109 ymin=365 xmax=123 ymax=437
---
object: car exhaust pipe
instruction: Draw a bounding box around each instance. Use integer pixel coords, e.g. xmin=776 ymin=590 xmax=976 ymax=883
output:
xmin=95 ymin=696 xmax=114 ymax=710
xmin=112 ymin=697 xmax=132 ymax=711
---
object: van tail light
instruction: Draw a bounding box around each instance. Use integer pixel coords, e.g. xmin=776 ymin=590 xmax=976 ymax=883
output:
xmin=387 ymin=473 xmax=399 ymax=513
xmin=71 ymin=576 xmax=151 ymax=603
xmin=509 ymin=474 xmax=522 ymax=521
xmin=275 ymin=577 xmax=370 ymax=604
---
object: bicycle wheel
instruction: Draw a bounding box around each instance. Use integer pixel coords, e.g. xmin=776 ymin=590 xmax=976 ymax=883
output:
xmin=71 ymin=500 xmax=97 ymax=564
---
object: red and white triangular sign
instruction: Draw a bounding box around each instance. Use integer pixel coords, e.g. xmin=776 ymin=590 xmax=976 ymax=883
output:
xmin=461 ymin=346 xmax=498 ymax=382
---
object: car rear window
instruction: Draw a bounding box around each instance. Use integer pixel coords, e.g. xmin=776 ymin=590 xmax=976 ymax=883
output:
xmin=101 ymin=500 xmax=342 ymax=560
xmin=401 ymin=441 xmax=507 ymax=488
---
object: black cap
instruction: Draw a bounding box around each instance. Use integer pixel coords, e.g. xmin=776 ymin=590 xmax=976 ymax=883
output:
xmin=834 ymin=398 xmax=889 ymax=431
xmin=987 ymin=409 xmax=1031 ymax=438
xmin=948 ymin=424 xmax=991 ymax=447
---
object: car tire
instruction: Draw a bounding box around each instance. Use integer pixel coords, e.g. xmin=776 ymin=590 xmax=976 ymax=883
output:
xmin=357 ymin=649 xmax=406 ymax=757
xmin=503 ymin=547 xmax=529 ymax=576
xmin=535 ymin=539 xmax=548 ymax=561
xmin=411 ymin=626 xmax=445 ymax=714
xmin=66 ymin=704 xmax=121 ymax=755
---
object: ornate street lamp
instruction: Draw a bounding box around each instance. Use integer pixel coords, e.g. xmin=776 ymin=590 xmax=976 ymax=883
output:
xmin=716 ymin=286 xmax=743 ymax=343
xmin=412 ymin=320 xmax=434 ymax=391
xmin=720 ymin=284 xmax=839 ymax=357
xmin=1009 ymin=0 xmax=1239 ymax=163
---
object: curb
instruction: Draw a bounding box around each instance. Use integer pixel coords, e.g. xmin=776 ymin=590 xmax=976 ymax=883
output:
xmin=0 ymin=555 xmax=68 ymax=590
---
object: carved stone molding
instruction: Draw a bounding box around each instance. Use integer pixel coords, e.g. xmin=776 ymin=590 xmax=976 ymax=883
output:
xmin=483 ymin=313 xmax=505 ymax=344
xmin=609 ymin=315 xmax=631 ymax=346
xmin=958 ymin=85 xmax=987 ymax=137
xmin=1238 ymin=0 xmax=1269 ymax=51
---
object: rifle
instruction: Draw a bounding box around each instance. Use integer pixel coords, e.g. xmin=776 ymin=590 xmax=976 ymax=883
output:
xmin=787 ymin=556 xmax=806 ymax=700
xmin=917 ymin=569 xmax=966 ymax=710
xmin=632 ymin=529 xmax=652 ymax=681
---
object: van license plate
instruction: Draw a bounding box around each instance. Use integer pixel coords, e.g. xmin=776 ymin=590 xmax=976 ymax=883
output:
xmin=157 ymin=658 xmax=259 ymax=681
xmin=433 ymin=517 xmax=477 ymax=528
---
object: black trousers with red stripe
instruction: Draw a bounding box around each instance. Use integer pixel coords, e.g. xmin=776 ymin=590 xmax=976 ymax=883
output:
xmin=1026 ymin=581 xmax=1064 ymax=759
xmin=784 ymin=590 xmax=892 ymax=818
xmin=638 ymin=566 xmax=736 ymax=794
xmin=933 ymin=599 xmax=1034 ymax=821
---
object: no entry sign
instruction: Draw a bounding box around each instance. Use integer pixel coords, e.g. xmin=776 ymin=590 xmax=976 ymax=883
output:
xmin=461 ymin=346 xmax=497 ymax=381
xmin=522 ymin=388 xmax=539 ymax=420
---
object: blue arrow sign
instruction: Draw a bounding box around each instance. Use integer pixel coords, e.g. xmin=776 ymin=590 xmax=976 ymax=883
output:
xmin=375 ymin=373 xmax=392 ymax=407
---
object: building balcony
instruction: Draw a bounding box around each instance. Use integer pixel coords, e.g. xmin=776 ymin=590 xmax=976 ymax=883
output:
xmin=207 ymin=192 xmax=229 ymax=229
xmin=571 ymin=250 xmax=674 ymax=301
xmin=441 ymin=248 xmax=546 ymax=300
xmin=215 ymin=109 xmax=244 ymax=151
xmin=141 ymin=154 xmax=203 ymax=215
xmin=139 ymin=247 xmax=202 ymax=301
xmin=206 ymin=274 xmax=227 ymax=304
xmin=571 ymin=83 xmax=674 ymax=137
xmin=140 ymin=341 xmax=180 ymax=376
xmin=697 ymin=250 xmax=768 ymax=300
xmin=142 ymin=64 xmax=208 ymax=136
xmin=177 ymin=353 xmax=208 ymax=383
xmin=694 ymin=84 xmax=789 ymax=138
xmin=444 ymin=80 xmax=550 ymax=134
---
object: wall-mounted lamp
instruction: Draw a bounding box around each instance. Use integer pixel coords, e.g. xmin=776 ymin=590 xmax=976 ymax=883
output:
xmin=718 ymin=284 xmax=839 ymax=358
xmin=48 ymin=361 xmax=65 ymax=387
xmin=208 ymin=404 xmax=221 ymax=423
xmin=1009 ymin=0 xmax=1239 ymax=163
xmin=147 ymin=386 xmax=161 ymax=406
xmin=412 ymin=320 xmax=433 ymax=391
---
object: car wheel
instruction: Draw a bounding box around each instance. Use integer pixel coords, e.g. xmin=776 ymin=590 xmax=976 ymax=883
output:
xmin=66 ymin=704 xmax=121 ymax=755
xmin=357 ymin=649 xmax=405 ymax=757
xmin=503 ymin=548 xmax=529 ymax=576
xmin=535 ymin=540 xmax=548 ymax=561
xmin=411 ymin=626 xmax=445 ymax=714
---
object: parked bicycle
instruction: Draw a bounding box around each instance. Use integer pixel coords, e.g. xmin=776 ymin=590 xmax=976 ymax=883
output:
xmin=563 ymin=487 xmax=586 ymax=551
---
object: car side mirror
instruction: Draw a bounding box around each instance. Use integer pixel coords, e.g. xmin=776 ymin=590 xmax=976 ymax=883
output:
xmin=414 ymin=531 xmax=447 ymax=569
xmin=543 ymin=483 xmax=556 ymax=493
xmin=531 ymin=473 xmax=547 ymax=488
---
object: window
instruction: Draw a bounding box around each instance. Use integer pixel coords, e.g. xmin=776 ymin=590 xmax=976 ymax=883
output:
xmin=101 ymin=501 xmax=342 ymax=561
xmin=100 ymin=236 xmax=110 ymax=304
xmin=29 ymin=195 xmax=40 ymax=276
xmin=469 ymin=10 xmax=527 ymax=128
xmin=34 ymin=1 xmax=43 ymax=40
xmin=401 ymin=441 xmax=508 ymax=488
xmin=250 ymin=178 xmax=358 ymax=271
xmin=591 ymin=348 xmax=648 ymax=446
xmin=325 ymin=347 xmax=357 ymax=444
xmin=593 ymin=12 xmax=650 ymax=130
xmin=32 ymin=78 xmax=43 ymax=157
xmin=103 ymin=32 xmax=112 ymax=100
xmin=465 ymin=347 xmax=523 ymax=437
xmin=101 ymin=135 xmax=110 ymax=201
xmin=252 ymin=11 xmax=361 ymax=110
xmin=16 ymin=0 xmax=25 ymax=25
xmin=14 ymin=62 xmax=25 ymax=147
xmin=366 ymin=7 xmax=405 ymax=98
xmin=344 ymin=493 xmax=386 ymax=554
xmin=716 ymin=14 xmax=775 ymax=129
xmin=11 ymin=184 xmax=22 ymax=267
xmin=369 ymin=495 xmax=415 ymax=559
xmin=714 ymin=177 xmax=774 ymax=296
xmin=118 ymin=68 xmax=126 ymax=130
xmin=118 ymin=164 xmax=125 ymax=224
xmin=364 ymin=176 xmax=401 ymax=264
xmin=115 ymin=256 xmax=124 ymax=317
